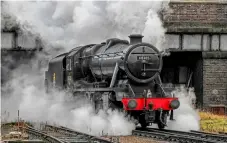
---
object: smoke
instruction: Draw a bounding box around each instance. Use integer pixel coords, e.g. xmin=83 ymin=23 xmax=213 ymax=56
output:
xmin=1 ymin=57 xmax=135 ymax=136
xmin=2 ymin=1 xmax=169 ymax=52
xmin=166 ymin=86 xmax=200 ymax=131
xmin=1 ymin=0 xmax=170 ymax=136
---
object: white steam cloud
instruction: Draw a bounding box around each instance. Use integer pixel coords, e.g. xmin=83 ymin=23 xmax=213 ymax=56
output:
xmin=1 ymin=59 xmax=135 ymax=136
xmin=1 ymin=0 xmax=169 ymax=136
xmin=148 ymin=85 xmax=200 ymax=131
xmin=166 ymin=86 xmax=200 ymax=131
xmin=2 ymin=1 xmax=169 ymax=52
xmin=1 ymin=1 xmax=199 ymax=135
xmin=2 ymin=0 xmax=200 ymax=135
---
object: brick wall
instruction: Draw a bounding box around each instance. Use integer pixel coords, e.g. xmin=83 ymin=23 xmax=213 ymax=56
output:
xmin=163 ymin=1 xmax=227 ymax=32
xmin=164 ymin=2 xmax=227 ymax=23
xmin=203 ymin=58 xmax=227 ymax=109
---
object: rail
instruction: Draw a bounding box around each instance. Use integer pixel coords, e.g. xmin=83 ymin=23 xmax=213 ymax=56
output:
xmin=145 ymin=128 xmax=227 ymax=141
xmin=43 ymin=124 xmax=112 ymax=143
xmin=133 ymin=127 xmax=227 ymax=143
xmin=25 ymin=126 xmax=64 ymax=143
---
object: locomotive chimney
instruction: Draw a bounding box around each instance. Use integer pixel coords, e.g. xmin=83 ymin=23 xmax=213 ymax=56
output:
xmin=128 ymin=34 xmax=144 ymax=44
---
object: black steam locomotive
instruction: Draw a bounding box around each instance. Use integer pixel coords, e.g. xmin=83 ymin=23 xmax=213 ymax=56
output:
xmin=45 ymin=34 xmax=180 ymax=129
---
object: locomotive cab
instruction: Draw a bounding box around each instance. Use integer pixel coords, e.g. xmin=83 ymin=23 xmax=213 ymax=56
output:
xmin=45 ymin=53 xmax=67 ymax=92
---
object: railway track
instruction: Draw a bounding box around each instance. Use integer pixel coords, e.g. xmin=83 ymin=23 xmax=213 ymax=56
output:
xmin=133 ymin=127 xmax=227 ymax=143
xmin=42 ymin=124 xmax=112 ymax=143
xmin=25 ymin=126 xmax=64 ymax=143
xmin=20 ymin=124 xmax=112 ymax=143
xmin=191 ymin=130 xmax=227 ymax=137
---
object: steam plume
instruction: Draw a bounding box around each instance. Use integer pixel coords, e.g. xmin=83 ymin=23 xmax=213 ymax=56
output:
xmin=1 ymin=0 xmax=171 ymax=136
xmin=2 ymin=1 xmax=169 ymax=51
xmin=167 ymin=86 xmax=200 ymax=131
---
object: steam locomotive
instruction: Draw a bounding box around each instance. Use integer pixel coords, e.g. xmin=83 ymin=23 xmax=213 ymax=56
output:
xmin=45 ymin=34 xmax=180 ymax=129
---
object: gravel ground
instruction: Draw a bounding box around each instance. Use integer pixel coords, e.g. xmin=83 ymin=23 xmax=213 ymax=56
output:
xmin=103 ymin=136 xmax=169 ymax=143
xmin=2 ymin=124 xmax=169 ymax=143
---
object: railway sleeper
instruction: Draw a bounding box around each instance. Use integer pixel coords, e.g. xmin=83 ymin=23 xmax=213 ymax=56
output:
xmin=133 ymin=130 xmax=222 ymax=143
xmin=143 ymin=128 xmax=227 ymax=142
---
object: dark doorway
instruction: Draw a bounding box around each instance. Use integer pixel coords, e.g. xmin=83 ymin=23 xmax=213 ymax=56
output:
xmin=161 ymin=51 xmax=203 ymax=107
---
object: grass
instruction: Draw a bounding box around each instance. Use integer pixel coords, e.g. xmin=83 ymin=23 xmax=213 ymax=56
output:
xmin=199 ymin=112 xmax=227 ymax=133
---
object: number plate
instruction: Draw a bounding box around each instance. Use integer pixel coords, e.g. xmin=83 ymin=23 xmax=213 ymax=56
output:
xmin=137 ymin=56 xmax=151 ymax=60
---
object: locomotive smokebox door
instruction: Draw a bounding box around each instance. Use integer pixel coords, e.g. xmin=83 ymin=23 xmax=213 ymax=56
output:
xmin=124 ymin=43 xmax=162 ymax=83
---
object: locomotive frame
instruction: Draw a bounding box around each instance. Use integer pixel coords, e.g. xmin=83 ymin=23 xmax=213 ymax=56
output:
xmin=45 ymin=34 xmax=180 ymax=129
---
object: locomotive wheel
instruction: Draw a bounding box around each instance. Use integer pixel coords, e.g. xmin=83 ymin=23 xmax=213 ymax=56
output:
xmin=140 ymin=122 xmax=149 ymax=128
xmin=95 ymin=100 xmax=103 ymax=113
xmin=157 ymin=122 xmax=165 ymax=129
xmin=89 ymin=92 xmax=102 ymax=114
xmin=157 ymin=112 xmax=167 ymax=129
xmin=108 ymin=100 xmax=118 ymax=111
xmin=139 ymin=115 xmax=149 ymax=128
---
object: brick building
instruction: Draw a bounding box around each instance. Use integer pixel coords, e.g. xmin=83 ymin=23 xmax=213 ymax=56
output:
xmin=161 ymin=0 xmax=227 ymax=114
